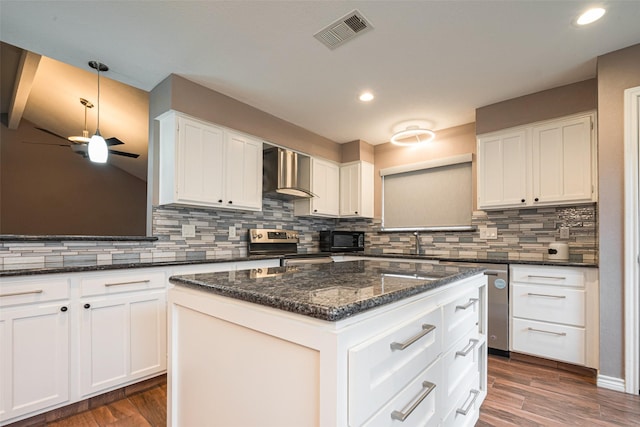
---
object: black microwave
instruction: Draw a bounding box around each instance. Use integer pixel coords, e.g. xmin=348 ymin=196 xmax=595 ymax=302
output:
xmin=319 ymin=230 xmax=365 ymax=252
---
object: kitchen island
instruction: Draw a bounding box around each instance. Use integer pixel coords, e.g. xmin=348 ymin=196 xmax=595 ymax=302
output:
xmin=168 ymin=260 xmax=488 ymax=427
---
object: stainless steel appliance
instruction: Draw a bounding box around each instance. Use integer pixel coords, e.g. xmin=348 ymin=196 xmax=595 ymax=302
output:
xmin=441 ymin=261 xmax=509 ymax=356
xmin=319 ymin=230 xmax=365 ymax=252
xmin=262 ymin=147 xmax=315 ymax=199
xmin=248 ymin=228 xmax=333 ymax=265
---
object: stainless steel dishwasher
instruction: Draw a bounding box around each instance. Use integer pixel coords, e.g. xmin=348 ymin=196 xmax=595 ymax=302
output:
xmin=441 ymin=261 xmax=509 ymax=356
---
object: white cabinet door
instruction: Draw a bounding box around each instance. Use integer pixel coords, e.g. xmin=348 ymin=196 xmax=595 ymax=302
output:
xmin=0 ymin=303 xmax=70 ymax=423
xmin=225 ymin=131 xmax=263 ymax=210
xmin=311 ymin=158 xmax=340 ymax=216
xmin=79 ymin=290 xmax=167 ymax=397
xmin=177 ymin=115 xmax=225 ymax=206
xmin=477 ymin=130 xmax=528 ymax=209
xmin=293 ymin=157 xmax=340 ymax=217
xmin=532 ymin=115 xmax=594 ymax=205
xmin=340 ymin=161 xmax=374 ymax=218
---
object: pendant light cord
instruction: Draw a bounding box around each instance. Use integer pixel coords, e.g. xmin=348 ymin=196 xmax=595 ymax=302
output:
xmin=96 ymin=64 xmax=100 ymax=131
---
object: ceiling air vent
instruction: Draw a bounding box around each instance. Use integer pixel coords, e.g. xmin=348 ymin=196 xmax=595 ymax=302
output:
xmin=314 ymin=10 xmax=373 ymax=50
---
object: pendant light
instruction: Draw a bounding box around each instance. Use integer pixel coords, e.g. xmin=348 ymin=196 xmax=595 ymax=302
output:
xmin=88 ymin=60 xmax=109 ymax=163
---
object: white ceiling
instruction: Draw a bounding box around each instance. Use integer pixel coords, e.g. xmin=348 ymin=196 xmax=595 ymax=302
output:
xmin=1 ymin=0 xmax=640 ymax=151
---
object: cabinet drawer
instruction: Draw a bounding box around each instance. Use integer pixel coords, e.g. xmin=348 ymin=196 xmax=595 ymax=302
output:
xmin=512 ymin=318 xmax=585 ymax=365
xmin=512 ymin=284 xmax=585 ymax=326
xmin=510 ymin=266 xmax=585 ymax=288
xmin=442 ymin=331 xmax=481 ymax=416
xmin=443 ymin=288 xmax=480 ymax=349
xmin=361 ymin=360 xmax=441 ymax=427
xmin=0 ymin=277 xmax=70 ymax=307
xmin=349 ymin=308 xmax=442 ymax=427
xmin=442 ymin=372 xmax=481 ymax=427
xmin=80 ymin=271 xmax=165 ymax=297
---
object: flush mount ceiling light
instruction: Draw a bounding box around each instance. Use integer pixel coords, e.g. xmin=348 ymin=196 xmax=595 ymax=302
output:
xmin=390 ymin=126 xmax=436 ymax=146
xmin=576 ymin=7 xmax=606 ymax=25
xmin=359 ymin=91 xmax=374 ymax=102
xmin=87 ymin=60 xmax=109 ymax=163
xmin=68 ymin=98 xmax=94 ymax=143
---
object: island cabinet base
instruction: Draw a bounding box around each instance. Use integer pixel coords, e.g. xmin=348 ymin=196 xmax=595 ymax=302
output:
xmin=168 ymin=274 xmax=488 ymax=427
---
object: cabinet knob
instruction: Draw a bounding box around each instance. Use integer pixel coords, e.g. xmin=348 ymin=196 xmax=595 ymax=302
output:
xmin=534 ymin=197 xmax=539 ymax=202
xmin=313 ymin=209 xmax=318 ymax=212
xmin=228 ymin=201 xmax=233 ymax=204
xmin=84 ymin=303 xmax=91 ymax=309
xmin=218 ymin=199 xmax=223 ymax=203
xmin=60 ymin=306 xmax=68 ymax=312
xmin=521 ymin=199 xmax=526 ymax=203
xmin=355 ymin=211 xmax=358 ymax=214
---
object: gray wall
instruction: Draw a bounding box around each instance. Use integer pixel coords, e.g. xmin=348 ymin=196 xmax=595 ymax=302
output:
xmin=597 ymin=43 xmax=640 ymax=379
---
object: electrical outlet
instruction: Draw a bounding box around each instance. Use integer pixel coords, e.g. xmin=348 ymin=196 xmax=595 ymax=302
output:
xmin=228 ymin=226 xmax=236 ymax=238
xmin=181 ymin=224 xmax=196 ymax=238
xmin=479 ymin=227 xmax=498 ymax=240
xmin=560 ymin=227 xmax=570 ymax=239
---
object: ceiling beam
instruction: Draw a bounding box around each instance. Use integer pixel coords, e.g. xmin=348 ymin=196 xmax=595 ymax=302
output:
xmin=7 ymin=50 xmax=41 ymax=129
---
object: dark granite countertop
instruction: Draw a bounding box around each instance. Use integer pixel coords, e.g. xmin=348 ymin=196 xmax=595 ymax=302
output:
xmin=0 ymin=255 xmax=280 ymax=278
xmin=169 ymin=259 xmax=485 ymax=321
xmin=337 ymin=252 xmax=598 ymax=268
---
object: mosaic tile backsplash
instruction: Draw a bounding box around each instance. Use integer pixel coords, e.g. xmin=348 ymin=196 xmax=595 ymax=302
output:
xmin=0 ymin=198 xmax=597 ymax=269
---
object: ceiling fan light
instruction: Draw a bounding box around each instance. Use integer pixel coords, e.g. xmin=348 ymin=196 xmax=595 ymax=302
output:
xmin=88 ymin=130 xmax=108 ymax=163
xmin=390 ymin=126 xmax=435 ymax=146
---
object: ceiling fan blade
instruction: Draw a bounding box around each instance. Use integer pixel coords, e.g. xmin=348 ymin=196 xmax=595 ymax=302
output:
xmin=108 ymin=149 xmax=140 ymax=158
xmin=35 ymin=127 xmax=68 ymax=141
xmin=105 ymin=137 xmax=125 ymax=146
xmin=22 ymin=140 xmax=70 ymax=147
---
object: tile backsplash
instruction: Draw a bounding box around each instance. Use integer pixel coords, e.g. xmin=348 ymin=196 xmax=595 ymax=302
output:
xmin=0 ymin=198 xmax=597 ymax=269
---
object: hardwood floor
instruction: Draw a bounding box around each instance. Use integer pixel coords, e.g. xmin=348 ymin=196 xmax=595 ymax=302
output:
xmin=479 ymin=355 xmax=640 ymax=426
xmin=15 ymin=356 xmax=640 ymax=426
xmin=45 ymin=384 xmax=166 ymax=427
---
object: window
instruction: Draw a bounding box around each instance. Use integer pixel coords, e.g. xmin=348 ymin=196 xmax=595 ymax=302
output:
xmin=381 ymin=154 xmax=473 ymax=230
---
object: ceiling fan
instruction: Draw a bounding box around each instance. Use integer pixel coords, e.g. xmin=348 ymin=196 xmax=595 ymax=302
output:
xmin=25 ymin=97 xmax=139 ymax=159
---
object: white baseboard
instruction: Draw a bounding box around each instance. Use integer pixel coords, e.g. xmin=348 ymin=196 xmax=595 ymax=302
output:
xmin=597 ymin=374 xmax=626 ymax=392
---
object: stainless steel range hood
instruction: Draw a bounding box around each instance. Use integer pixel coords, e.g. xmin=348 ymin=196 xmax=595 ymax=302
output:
xmin=263 ymin=147 xmax=315 ymax=199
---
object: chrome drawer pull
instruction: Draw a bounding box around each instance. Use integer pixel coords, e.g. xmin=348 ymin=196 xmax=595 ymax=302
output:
xmin=390 ymin=324 xmax=436 ymax=350
xmin=105 ymin=279 xmax=151 ymax=287
xmin=455 ymin=338 xmax=479 ymax=357
xmin=527 ymin=327 xmax=567 ymax=336
xmin=527 ymin=275 xmax=566 ymax=280
xmin=456 ymin=389 xmax=480 ymax=416
xmin=390 ymin=381 xmax=436 ymax=421
xmin=527 ymin=293 xmax=567 ymax=299
xmin=0 ymin=289 xmax=44 ymax=298
xmin=455 ymin=298 xmax=478 ymax=310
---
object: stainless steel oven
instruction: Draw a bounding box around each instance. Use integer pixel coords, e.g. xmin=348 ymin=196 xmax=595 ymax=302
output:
xmin=248 ymin=228 xmax=333 ymax=265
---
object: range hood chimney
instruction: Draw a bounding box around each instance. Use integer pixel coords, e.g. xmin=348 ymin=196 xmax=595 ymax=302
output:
xmin=263 ymin=147 xmax=315 ymax=199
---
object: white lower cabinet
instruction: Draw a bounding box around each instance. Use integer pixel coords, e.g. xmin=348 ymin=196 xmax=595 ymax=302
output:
xmin=78 ymin=270 xmax=167 ymax=397
xmin=0 ymin=277 xmax=71 ymax=424
xmin=509 ymin=265 xmax=599 ymax=368
xmin=168 ymin=270 xmax=488 ymax=426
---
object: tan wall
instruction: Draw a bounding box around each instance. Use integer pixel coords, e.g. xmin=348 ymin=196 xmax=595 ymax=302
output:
xmin=373 ymin=123 xmax=476 ymax=218
xmin=341 ymin=139 xmax=375 ymax=163
xmin=476 ymin=78 xmax=597 ymax=134
xmin=596 ymin=43 xmax=640 ymax=379
xmin=166 ymin=75 xmax=341 ymax=161
xmin=1 ymin=119 xmax=147 ymax=236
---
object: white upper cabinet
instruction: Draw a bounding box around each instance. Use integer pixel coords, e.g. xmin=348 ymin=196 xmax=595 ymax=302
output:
xmin=157 ymin=111 xmax=263 ymax=211
xmin=477 ymin=130 xmax=528 ymax=209
xmin=477 ymin=112 xmax=596 ymax=210
xmin=294 ymin=157 xmax=340 ymax=217
xmin=532 ymin=115 xmax=594 ymax=205
xmin=340 ymin=161 xmax=374 ymax=218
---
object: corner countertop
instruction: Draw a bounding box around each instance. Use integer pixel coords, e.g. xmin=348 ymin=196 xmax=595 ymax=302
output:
xmin=169 ymin=259 xmax=484 ymax=321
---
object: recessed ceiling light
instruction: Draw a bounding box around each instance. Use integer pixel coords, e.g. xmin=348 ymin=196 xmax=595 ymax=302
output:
xmin=359 ymin=91 xmax=374 ymax=102
xmin=576 ymin=7 xmax=606 ymax=25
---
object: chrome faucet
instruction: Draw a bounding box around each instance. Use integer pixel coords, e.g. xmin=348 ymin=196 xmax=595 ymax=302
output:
xmin=413 ymin=231 xmax=421 ymax=255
